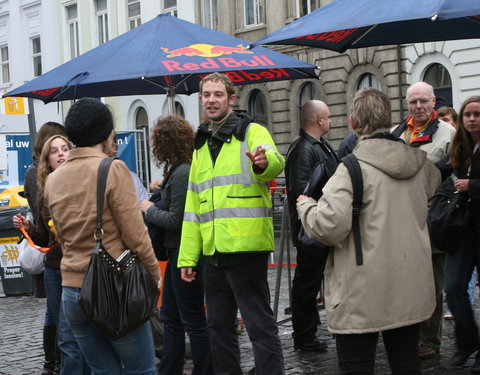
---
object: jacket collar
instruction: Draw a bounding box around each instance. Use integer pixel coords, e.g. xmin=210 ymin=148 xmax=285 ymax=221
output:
xmin=66 ymin=147 xmax=108 ymax=161
xmin=299 ymin=128 xmax=322 ymax=145
xmin=393 ymin=117 xmax=440 ymax=147
xmin=195 ymin=111 xmax=254 ymax=149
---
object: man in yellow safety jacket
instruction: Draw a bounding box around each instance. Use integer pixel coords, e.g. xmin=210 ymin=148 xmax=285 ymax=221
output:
xmin=178 ymin=72 xmax=286 ymax=374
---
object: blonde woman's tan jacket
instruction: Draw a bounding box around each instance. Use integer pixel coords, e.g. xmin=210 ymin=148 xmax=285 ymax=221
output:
xmin=44 ymin=147 xmax=160 ymax=288
xmin=297 ymin=136 xmax=441 ymax=334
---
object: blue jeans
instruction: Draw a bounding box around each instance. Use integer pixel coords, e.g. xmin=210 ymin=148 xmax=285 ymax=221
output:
xmin=44 ymin=267 xmax=91 ymax=375
xmin=62 ymin=286 xmax=156 ymax=375
xmin=159 ymin=250 xmax=213 ymax=375
xmin=44 ymin=266 xmax=62 ymax=325
xmin=468 ymin=269 xmax=477 ymax=305
xmin=445 ymin=232 xmax=480 ymax=353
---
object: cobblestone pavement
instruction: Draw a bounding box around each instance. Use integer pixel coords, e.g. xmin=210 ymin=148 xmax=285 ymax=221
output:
xmin=0 ymin=266 xmax=478 ymax=375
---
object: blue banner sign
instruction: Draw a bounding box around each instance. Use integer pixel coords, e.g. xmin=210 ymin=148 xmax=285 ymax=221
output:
xmin=0 ymin=132 xmax=137 ymax=189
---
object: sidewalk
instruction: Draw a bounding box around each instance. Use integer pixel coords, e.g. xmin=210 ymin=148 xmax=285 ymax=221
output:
xmin=0 ymin=266 xmax=477 ymax=375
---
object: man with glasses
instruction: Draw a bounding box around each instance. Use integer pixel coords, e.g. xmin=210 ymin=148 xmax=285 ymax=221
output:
xmin=392 ymin=81 xmax=455 ymax=360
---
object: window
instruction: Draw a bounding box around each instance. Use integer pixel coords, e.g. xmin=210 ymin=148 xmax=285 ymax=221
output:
xmin=423 ymin=63 xmax=452 ymax=108
xmin=1 ymin=46 xmax=10 ymax=84
xmin=136 ymin=106 xmax=148 ymax=128
xmin=298 ymin=82 xmax=316 ymax=123
xmin=299 ymin=82 xmax=316 ymax=107
xmin=95 ymin=0 xmax=109 ymax=45
xmin=32 ymin=37 xmax=42 ymax=77
xmin=174 ymin=102 xmax=185 ymax=117
xmin=296 ymin=0 xmax=320 ymax=18
xmin=357 ymin=73 xmax=381 ymax=91
xmin=135 ymin=107 xmax=150 ymax=187
xmin=248 ymin=90 xmax=268 ymax=127
xmin=163 ymin=0 xmax=177 ymax=17
xmin=128 ymin=0 xmax=141 ymax=29
xmin=244 ymin=0 xmax=264 ymax=26
xmin=67 ymin=4 xmax=80 ymax=58
xmin=201 ymin=0 xmax=218 ymax=29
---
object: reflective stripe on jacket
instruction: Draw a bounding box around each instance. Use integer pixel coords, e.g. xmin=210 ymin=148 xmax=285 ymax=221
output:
xmin=178 ymin=122 xmax=285 ymax=267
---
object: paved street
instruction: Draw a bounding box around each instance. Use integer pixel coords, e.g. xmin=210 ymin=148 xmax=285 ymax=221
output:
xmin=0 ymin=264 xmax=478 ymax=375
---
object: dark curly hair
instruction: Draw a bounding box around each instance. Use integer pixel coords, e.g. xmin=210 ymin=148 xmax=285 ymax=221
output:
xmin=150 ymin=116 xmax=194 ymax=176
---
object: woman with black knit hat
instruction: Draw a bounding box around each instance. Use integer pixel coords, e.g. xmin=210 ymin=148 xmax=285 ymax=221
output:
xmin=42 ymin=98 xmax=161 ymax=375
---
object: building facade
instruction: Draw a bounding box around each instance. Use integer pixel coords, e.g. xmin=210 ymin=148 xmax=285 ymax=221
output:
xmin=1 ymin=0 xmax=479 ymax=172
xmin=194 ymin=0 xmax=480 ymax=152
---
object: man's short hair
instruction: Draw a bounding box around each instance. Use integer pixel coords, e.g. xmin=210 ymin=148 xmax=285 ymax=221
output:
xmin=406 ymin=82 xmax=434 ymax=101
xmin=437 ymin=106 xmax=458 ymax=123
xmin=351 ymin=88 xmax=392 ymax=136
xmin=199 ymin=72 xmax=236 ymax=97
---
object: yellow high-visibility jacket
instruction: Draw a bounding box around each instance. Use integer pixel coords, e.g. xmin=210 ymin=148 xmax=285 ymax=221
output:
xmin=178 ymin=113 xmax=284 ymax=268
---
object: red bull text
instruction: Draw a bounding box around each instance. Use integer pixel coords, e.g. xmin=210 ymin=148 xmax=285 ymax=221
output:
xmin=162 ymin=55 xmax=276 ymax=72
xmin=294 ymin=28 xmax=359 ymax=43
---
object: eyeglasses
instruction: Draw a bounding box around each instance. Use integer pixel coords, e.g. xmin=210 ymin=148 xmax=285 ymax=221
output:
xmin=407 ymin=98 xmax=432 ymax=105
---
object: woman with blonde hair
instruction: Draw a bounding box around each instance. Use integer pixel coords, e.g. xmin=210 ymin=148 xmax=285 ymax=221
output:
xmin=140 ymin=115 xmax=213 ymax=375
xmin=13 ymin=135 xmax=90 ymax=374
xmin=23 ymin=122 xmax=65 ymax=375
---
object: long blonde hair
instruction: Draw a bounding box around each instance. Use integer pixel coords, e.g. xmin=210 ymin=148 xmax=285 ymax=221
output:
xmin=37 ymin=135 xmax=72 ymax=191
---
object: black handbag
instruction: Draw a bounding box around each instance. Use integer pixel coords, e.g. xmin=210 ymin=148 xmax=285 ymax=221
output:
xmin=80 ymin=157 xmax=160 ymax=340
xmin=428 ymin=176 xmax=470 ymax=253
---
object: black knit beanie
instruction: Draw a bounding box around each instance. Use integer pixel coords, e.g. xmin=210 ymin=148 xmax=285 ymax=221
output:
xmin=65 ymin=98 xmax=114 ymax=147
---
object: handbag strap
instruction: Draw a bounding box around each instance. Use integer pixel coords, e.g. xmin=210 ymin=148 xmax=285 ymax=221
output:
xmin=342 ymin=153 xmax=364 ymax=265
xmin=95 ymin=157 xmax=117 ymax=236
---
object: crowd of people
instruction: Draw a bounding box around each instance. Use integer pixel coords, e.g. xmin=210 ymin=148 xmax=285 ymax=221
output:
xmin=12 ymin=72 xmax=480 ymax=375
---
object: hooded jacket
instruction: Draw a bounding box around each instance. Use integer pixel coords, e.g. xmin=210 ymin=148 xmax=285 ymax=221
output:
xmin=297 ymin=132 xmax=441 ymax=334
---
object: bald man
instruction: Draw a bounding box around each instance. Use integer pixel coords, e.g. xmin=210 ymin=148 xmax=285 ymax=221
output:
xmin=392 ymin=81 xmax=455 ymax=360
xmin=285 ymin=100 xmax=339 ymax=351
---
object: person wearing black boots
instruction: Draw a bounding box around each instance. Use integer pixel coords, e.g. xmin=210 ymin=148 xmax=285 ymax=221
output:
xmin=23 ymin=122 xmax=65 ymax=375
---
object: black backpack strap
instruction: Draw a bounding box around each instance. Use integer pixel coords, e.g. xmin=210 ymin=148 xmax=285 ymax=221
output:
xmin=342 ymin=154 xmax=364 ymax=265
xmin=95 ymin=157 xmax=117 ymax=235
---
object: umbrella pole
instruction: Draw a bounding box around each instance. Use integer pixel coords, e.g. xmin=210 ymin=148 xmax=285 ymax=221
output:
xmin=167 ymin=87 xmax=175 ymax=116
xmin=27 ymin=98 xmax=36 ymax=147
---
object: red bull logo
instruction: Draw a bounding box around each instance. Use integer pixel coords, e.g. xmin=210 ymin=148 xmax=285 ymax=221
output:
xmin=31 ymin=87 xmax=59 ymax=98
xmin=295 ymin=28 xmax=359 ymax=43
xmin=161 ymin=43 xmax=279 ymax=76
xmin=201 ymin=69 xmax=291 ymax=83
xmin=161 ymin=44 xmax=253 ymax=58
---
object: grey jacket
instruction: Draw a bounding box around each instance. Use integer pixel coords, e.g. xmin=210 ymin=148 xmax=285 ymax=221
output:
xmin=144 ymin=163 xmax=190 ymax=251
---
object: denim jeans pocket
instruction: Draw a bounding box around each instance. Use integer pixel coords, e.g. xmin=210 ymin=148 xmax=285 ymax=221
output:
xmin=62 ymin=287 xmax=86 ymax=326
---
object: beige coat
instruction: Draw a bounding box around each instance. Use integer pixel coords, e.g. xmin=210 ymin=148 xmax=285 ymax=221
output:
xmin=44 ymin=148 xmax=160 ymax=288
xmin=297 ymin=136 xmax=441 ymax=334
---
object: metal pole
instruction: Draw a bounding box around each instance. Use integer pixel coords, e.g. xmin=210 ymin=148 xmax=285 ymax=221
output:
xmin=273 ymin=197 xmax=289 ymax=320
xmin=167 ymin=87 xmax=176 ymax=115
xmin=27 ymin=98 xmax=36 ymax=148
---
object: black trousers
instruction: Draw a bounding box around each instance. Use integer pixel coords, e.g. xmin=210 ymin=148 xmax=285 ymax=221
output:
xmin=335 ymin=323 xmax=421 ymax=375
xmin=291 ymin=247 xmax=327 ymax=343
xmin=203 ymin=253 xmax=285 ymax=375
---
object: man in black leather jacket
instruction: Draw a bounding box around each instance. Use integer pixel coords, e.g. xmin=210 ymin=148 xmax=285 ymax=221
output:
xmin=285 ymin=100 xmax=339 ymax=352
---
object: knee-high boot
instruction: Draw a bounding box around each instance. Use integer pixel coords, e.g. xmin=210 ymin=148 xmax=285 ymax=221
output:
xmin=41 ymin=325 xmax=59 ymax=375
